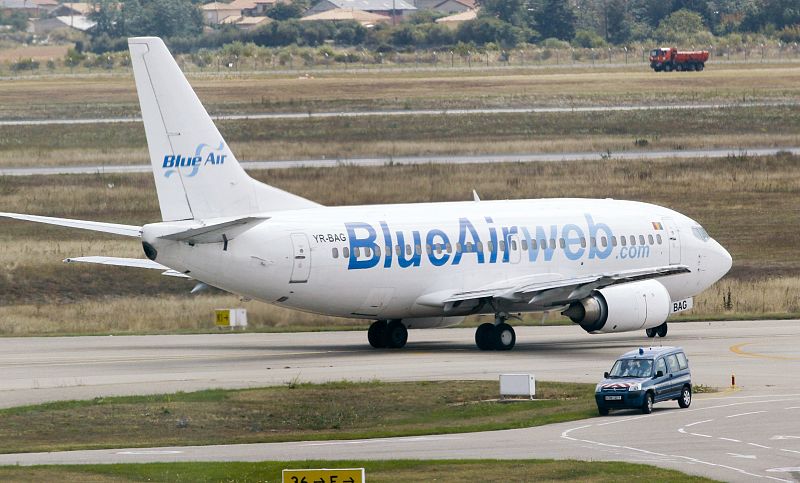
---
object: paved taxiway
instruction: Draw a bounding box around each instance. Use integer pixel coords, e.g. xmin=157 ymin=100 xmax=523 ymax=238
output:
xmin=1 ymin=147 xmax=799 ymax=177
xmin=1 ymin=319 xmax=798 ymax=482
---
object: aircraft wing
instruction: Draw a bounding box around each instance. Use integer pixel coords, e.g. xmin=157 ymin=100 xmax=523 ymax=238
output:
xmin=420 ymin=265 xmax=690 ymax=311
xmin=0 ymin=212 xmax=141 ymax=237
xmin=64 ymin=256 xmax=190 ymax=278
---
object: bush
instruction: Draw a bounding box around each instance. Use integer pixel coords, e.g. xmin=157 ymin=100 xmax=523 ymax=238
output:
xmin=10 ymin=58 xmax=39 ymax=71
xmin=572 ymin=29 xmax=606 ymax=48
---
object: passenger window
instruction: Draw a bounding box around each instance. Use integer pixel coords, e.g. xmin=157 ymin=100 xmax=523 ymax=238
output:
xmin=364 ymin=247 xmax=371 ymax=258
xmin=630 ymin=235 xmax=636 ymax=246
xmin=666 ymin=354 xmax=679 ymax=373
xmin=648 ymin=234 xmax=654 ymax=245
xmin=531 ymin=239 xmax=538 ymax=250
xmin=435 ymin=245 xmax=442 ymax=255
xmin=488 ymin=241 xmax=494 ymax=252
xmin=639 ymin=235 xmax=646 ymax=245
xmin=511 ymin=240 xmax=518 ymax=250
xmin=620 ymin=236 xmax=626 ymax=247
xmin=476 ymin=242 xmax=483 ymax=252
xmin=343 ymin=247 xmax=350 ymax=258
xmin=601 ymin=236 xmax=607 ymax=247
xmin=499 ymin=240 xmax=506 ymax=251
xmin=558 ymin=238 xmax=565 ymax=249
xmin=590 ymin=237 xmax=596 ymax=247
xmin=521 ymin=240 xmax=528 ymax=250
xmin=446 ymin=243 xmax=452 ymax=253
xmin=456 ymin=243 xmax=462 ymax=253
xmin=466 ymin=242 xmax=474 ymax=252
xmin=655 ymin=358 xmax=666 ymax=376
xmin=375 ymin=246 xmax=381 ymax=257
xmin=580 ymin=237 xmax=586 ymax=248
xmin=332 ymin=247 xmax=339 ymax=259
xmin=426 ymin=244 xmax=432 ymax=255
xmin=549 ymin=239 xmax=555 ymax=249
xmin=395 ymin=245 xmax=402 ymax=256
xmin=406 ymin=245 xmax=412 ymax=256
xmin=657 ymin=234 xmax=663 ymax=244
xmin=354 ymin=247 xmax=361 ymax=257
xmin=414 ymin=244 xmax=421 ymax=254
xmin=676 ymin=352 xmax=688 ymax=370
xmin=611 ymin=236 xmax=617 ymax=247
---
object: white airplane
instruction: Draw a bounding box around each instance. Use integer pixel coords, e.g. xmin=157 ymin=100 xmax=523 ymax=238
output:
xmin=0 ymin=37 xmax=732 ymax=351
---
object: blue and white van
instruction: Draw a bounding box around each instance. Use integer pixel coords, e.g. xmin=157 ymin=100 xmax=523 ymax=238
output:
xmin=595 ymin=346 xmax=692 ymax=415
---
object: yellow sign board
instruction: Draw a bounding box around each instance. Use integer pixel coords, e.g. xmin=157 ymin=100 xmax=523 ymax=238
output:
xmin=282 ymin=468 xmax=365 ymax=483
xmin=215 ymin=310 xmax=230 ymax=327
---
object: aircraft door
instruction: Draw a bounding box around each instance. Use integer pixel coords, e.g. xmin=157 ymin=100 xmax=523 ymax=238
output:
xmin=663 ymin=217 xmax=681 ymax=265
xmin=508 ymin=233 xmax=522 ymax=264
xmin=289 ymin=233 xmax=311 ymax=283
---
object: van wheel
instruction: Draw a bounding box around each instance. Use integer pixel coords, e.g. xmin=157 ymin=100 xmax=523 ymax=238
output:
xmin=679 ymin=385 xmax=692 ymax=408
xmin=642 ymin=392 xmax=654 ymax=414
xmin=598 ymin=406 xmax=609 ymax=416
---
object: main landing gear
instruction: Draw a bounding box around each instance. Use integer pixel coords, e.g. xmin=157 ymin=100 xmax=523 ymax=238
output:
xmin=475 ymin=313 xmax=516 ymax=351
xmin=645 ymin=322 xmax=668 ymax=338
xmin=368 ymin=319 xmax=408 ymax=349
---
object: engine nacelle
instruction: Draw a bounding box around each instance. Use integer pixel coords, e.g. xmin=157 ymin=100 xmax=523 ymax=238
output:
xmin=562 ymin=279 xmax=671 ymax=334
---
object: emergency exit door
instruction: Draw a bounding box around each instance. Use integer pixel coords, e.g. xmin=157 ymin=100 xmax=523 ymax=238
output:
xmin=290 ymin=233 xmax=311 ymax=283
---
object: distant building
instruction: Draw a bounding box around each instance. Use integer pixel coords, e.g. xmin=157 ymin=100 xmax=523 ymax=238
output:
xmin=1 ymin=0 xmax=58 ymax=17
xmin=220 ymin=14 xmax=272 ymax=30
xmin=228 ymin=0 xmax=286 ymax=17
xmin=434 ymin=7 xmax=477 ymax=28
xmin=52 ymin=2 xmax=97 ymax=16
xmin=301 ymin=8 xmax=391 ymax=27
xmin=201 ymin=1 xmax=241 ymax=24
xmin=307 ymin=0 xmax=416 ymax=21
xmin=412 ymin=0 xmax=474 ymax=14
xmin=29 ymin=14 xmax=96 ymax=34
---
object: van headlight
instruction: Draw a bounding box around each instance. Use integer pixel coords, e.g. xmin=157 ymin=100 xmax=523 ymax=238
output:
xmin=595 ymin=383 xmax=603 ymax=393
xmin=628 ymin=383 xmax=642 ymax=391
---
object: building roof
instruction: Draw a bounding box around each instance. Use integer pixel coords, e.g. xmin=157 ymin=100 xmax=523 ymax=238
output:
xmin=59 ymin=2 xmax=96 ymax=15
xmin=32 ymin=0 xmax=59 ymax=6
xmin=302 ymin=7 xmax=389 ymax=23
xmin=221 ymin=14 xmax=271 ymax=25
xmin=229 ymin=0 xmax=282 ymax=7
xmin=201 ymin=1 xmax=237 ymax=11
xmin=321 ymin=0 xmax=416 ymax=12
xmin=56 ymin=15 xmax=96 ymax=31
xmin=435 ymin=8 xmax=477 ymax=23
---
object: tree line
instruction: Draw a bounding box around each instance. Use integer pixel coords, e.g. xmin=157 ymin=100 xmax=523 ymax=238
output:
xmin=81 ymin=0 xmax=800 ymax=54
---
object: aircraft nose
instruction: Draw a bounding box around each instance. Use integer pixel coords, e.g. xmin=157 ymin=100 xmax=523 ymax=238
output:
xmin=710 ymin=240 xmax=733 ymax=281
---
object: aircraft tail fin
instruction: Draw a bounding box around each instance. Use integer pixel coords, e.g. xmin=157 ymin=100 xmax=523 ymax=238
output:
xmin=128 ymin=37 xmax=320 ymax=222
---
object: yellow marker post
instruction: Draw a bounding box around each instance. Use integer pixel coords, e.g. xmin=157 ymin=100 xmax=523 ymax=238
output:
xmin=282 ymin=468 xmax=365 ymax=483
xmin=215 ymin=309 xmax=230 ymax=327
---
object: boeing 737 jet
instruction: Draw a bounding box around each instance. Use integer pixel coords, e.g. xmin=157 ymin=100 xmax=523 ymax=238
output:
xmin=0 ymin=37 xmax=732 ymax=350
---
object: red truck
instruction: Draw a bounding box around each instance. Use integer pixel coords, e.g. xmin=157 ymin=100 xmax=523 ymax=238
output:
xmin=649 ymin=47 xmax=709 ymax=72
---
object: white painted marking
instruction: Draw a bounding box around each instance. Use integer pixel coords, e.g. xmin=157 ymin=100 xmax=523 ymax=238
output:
xmin=779 ymin=449 xmax=800 ymax=455
xmin=597 ymin=415 xmax=649 ymax=426
xmin=304 ymin=436 xmax=456 ymax=447
xmin=747 ymin=443 xmax=771 ymax=449
xmin=767 ymin=467 xmax=800 ymax=473
xmin=719 ymin=437 xmax=742 ymax=443
xmin=685 ymin=419 xmax=713 ymax=427
xmin=690 ymin=432 xmax=713 ymax=438
xmin=770 ymin=435 xmax=800 ymax=440
xmin=727 ymin=411 xmax=767 ymax=418
xmin=116 ymin=450 xmax=184 ymax=455
xmin=784 ymin=406 xmax=800 ymax=410
xmin=727 ymin=453 xmax=757 ymax=459
xmin=678 ymin=428 xmax=687 ymax=434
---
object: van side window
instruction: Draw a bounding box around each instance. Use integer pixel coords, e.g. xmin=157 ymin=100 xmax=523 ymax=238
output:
xmin=676 ymin=352 xmax=688 ymax=370
xmin=655 ymin=358 xmax=666 ymax=376
xmin=666 ymin=354 xmax=680 ymax=373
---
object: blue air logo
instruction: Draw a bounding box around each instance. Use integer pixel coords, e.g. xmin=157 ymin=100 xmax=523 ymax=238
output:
xmin=344 ymin=214 xmax=619 ymax=270
xmin=162 ymin=141 xmax=227 ymax=178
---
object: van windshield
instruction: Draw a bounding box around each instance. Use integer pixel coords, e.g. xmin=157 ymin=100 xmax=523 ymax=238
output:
xmin=609 ymin=358 xmax=653 ymax=378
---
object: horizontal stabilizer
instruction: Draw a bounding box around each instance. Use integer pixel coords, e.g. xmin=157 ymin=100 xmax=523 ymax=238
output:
xmin=0 ymin=212 xmax=141 ymax=237
xmin=159 ymin=216 xmax=268 ymax=244
xmin=65 ymin=256 xmax=190 ymax=278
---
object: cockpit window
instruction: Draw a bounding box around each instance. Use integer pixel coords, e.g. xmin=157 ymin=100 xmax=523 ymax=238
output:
xmin=692 ymin=226 xmax=710 ymax=242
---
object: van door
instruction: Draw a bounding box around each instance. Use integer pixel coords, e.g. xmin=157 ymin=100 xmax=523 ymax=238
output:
xmin=653 ymin=357 xmax=669 ymax=401
xmin=289 ymin=233 xmax=311 ymax=283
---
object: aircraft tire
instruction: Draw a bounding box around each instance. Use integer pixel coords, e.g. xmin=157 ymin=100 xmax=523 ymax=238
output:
xmin=494 ymin=323 xmax=516 ymax=351
xmin=656 ymin=323 xmax=668 ymax=338
xmin=645 ymin=327 xmax=657 ymax=338
xmin=475 ymin=323 xmax=495 ymax=350
xmin=385 ymin=320 xmax=408 ymax=349
xmin=368 ymin=320 xmax=388 ymax=348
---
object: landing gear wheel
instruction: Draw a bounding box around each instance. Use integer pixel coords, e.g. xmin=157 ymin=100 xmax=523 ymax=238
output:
xmin=368 ymin=320 xmax=387 ymax=348
xmin=598 ymin=406 xmax=609 ymax=416
xmin=656 ymin=323 xmax=668 ymax=338
xmin=475 ymin=323 xmax=495 ymax=351
xmin=678 ymin=385 xmax=692 ymax=408
xmin=494 ymin=323 xmax=516 ymax=351
xmin=385 ymin=320 xmax=408 ymax=349
xmin=642 ymin=392 xmax=654 ymax=414
xmin=645 ymin=327 xmax=657 ymax=338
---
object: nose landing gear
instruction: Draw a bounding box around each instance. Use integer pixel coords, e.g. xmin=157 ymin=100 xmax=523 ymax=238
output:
xmin=475 ymin=313 xmax=516 ymax=351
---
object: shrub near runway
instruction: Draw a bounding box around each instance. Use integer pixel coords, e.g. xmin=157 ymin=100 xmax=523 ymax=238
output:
xmin=0 ymin=381 xmax=595 ymax=454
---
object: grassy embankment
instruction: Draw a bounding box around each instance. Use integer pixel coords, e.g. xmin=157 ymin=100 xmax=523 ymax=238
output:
xmin=0 ymin=154 xmax=797 ymax=335
xmin=0 ymin=460 xmax=716 ymax=483
xmin=0 ymin=381 xmax=594 ymax=454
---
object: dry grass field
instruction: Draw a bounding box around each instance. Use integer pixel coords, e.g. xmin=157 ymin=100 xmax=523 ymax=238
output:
xmin=0 ymin=152 xmax=797 ymax=335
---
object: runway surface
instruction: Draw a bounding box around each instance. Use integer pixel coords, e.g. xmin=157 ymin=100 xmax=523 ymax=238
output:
xmin=0 ymin=101 xmax=793 ymax=126
xmin=1 ymin=319 xmax=798 ymax=482
xmin=2 ymin=147 xmax=798 ymax=177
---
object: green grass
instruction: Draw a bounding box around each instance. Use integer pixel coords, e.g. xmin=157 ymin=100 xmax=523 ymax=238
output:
xmin=0 ymin=381 xmax=597 ymax=454
xmin=0 ymin=460 xmax=718 ymax=483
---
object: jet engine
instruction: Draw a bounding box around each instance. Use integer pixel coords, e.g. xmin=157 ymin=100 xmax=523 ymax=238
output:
xmin=562 ymin=279 xmax=671 ymax=334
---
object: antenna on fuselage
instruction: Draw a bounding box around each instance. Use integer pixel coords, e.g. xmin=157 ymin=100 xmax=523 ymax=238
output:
xmin=472 ymin=189 xmax=481 ymax=202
